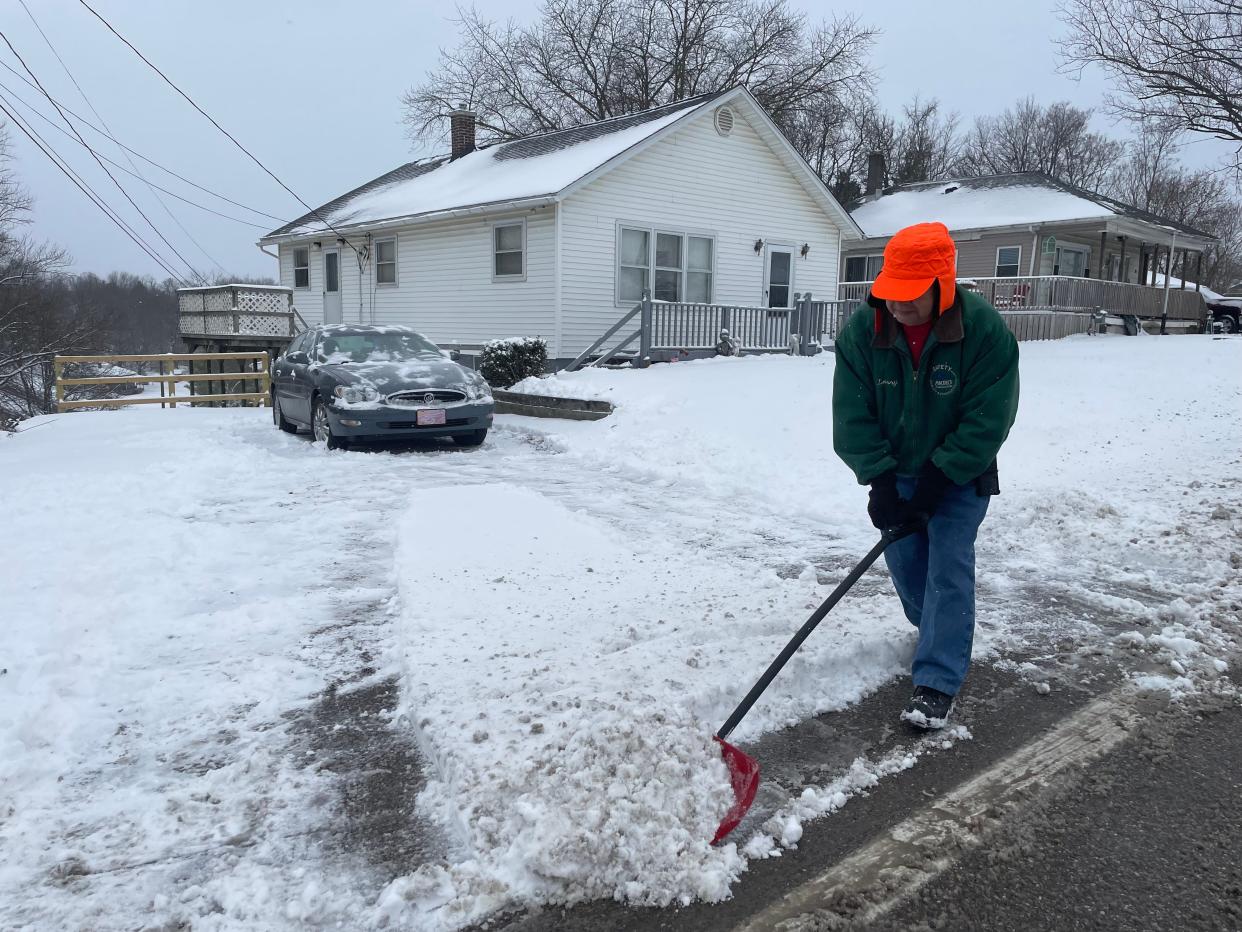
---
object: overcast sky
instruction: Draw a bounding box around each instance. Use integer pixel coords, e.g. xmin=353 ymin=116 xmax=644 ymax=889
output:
xmin=1 ymin=0 xmax=1234 ymax=282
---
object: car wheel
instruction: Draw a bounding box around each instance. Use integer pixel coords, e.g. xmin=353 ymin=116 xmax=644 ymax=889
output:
xmin=273 ymin=392 xmax=298 ymax=433
xmin=454 ymin=429 xmax=487 ymax=448
xmin=1218 ymin=313 xmax=1240 ymax=334
xmin=312 ymin=398 xmax=346 ymax=450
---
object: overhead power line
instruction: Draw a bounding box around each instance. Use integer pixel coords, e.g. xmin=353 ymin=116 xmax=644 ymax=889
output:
xmin=78 ymin=0 xmax=358 ymax=254
xmin=0 ymin=96 xmax=183 ymax=279
xmin=17 ymin=0 xmax=226 ymax=278
xmin=0 ymin=57 xmax=286 ymax=224
xmin=0 ymin=84 xmax=271 ymax=229
xmin=0 ymin=28 xmax=203 ymax=283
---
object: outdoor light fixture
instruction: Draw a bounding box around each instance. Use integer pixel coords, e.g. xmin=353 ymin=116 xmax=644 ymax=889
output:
xmin=800 ymin=243 xmax=810 ymax=258
xmin=313 ymin=241 xmax=322 ymax=249
xmin=753 ymin=238 xmax=764 ymax=254
xmin=337 ymin=237 xmax=346 ymax=245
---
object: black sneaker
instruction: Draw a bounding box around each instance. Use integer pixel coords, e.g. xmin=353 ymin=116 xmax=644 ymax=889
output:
xmin=901 ymin=685 xmax=954 ymax=730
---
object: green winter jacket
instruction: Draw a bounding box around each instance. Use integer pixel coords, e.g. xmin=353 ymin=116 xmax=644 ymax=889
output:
xmin=832 ymin=289 xmax=1020 ymax=486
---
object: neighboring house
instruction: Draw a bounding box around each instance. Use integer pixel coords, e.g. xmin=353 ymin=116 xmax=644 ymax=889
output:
xmin=259 ymin=87 xmax=862 ymax=361
xmin=842 ymin=172 xmax=1216 ymax=291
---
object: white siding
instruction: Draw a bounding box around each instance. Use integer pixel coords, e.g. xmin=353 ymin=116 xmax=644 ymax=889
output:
xmin=558 ymin=102 xmax=843 ymax=356
xmin=280 ymin=242 xmax=322 ymax=328
xmin=277 ymin=207 xmax=556 ymax=345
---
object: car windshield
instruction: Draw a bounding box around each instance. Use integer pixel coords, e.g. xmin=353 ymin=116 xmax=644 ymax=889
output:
xmin=316 ymin=330 xmax=442 ymax=364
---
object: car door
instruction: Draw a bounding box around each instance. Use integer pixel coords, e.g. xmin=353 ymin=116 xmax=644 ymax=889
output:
xmin=287 ymin=330 xmax=318 ymax=424
xmin=272 ymin=333 xmax=302 ymax=411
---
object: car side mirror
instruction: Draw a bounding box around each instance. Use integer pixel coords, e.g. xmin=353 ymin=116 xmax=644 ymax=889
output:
xmin=287 ymin=351 xmax=309 ymax=364
xmin=447 ymin=349 xmax=461 ymax=361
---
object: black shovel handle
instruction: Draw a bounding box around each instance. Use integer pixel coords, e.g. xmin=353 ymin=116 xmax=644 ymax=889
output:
xmin=715 ymin=523 xmax=921 ymax=741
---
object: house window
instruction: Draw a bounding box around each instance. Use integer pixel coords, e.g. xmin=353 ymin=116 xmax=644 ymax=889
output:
xmin=995 ymin=246 xmax=1022 ymax=277
xmin=293 ymin=246 xmax=310 ymax=288
xmin=654 ymin=232 xmax=683 ymax=301
xmin=844 ymin=254 xmax=883 ymax=281
xmin=618 ymin=227 xmax=650 ymax=302
xmin=493 ymin=220 xmax=525 ymax=278
xmin=687 ymin=236 xmax=713 ymax=303
xmin=617 ymin=226 xmax=716 ymax=304
xmin=375 ymin=238 xmax=397 ymax=285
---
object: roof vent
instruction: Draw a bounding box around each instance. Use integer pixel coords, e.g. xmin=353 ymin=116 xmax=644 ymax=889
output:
xmin=942 ymin=184 xmax=960 ymax=194
xmin=714 ymin=106 xmax=735 ymax=137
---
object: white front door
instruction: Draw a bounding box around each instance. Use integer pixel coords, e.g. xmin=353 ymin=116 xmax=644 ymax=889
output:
xmin=323 ymin=249 xmax=342 ymax=324
xmin=764 ymin=245 xmax=795 ymax=308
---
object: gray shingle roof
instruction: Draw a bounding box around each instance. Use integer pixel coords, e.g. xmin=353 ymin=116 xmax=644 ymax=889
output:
xmin=849 ymin=171 xmax=1216 ymax=241
xmin=493 ymin=93 xmax=723 ymax=161
xmin=264 ymin=92 xmax=726 ymax=239
xmin=266 ymin=159 xmax=446 ymax=238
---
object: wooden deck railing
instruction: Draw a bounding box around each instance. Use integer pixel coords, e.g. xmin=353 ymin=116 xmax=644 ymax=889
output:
xmin=837 ymin=275 xmax=1207 ymax=322
xmin=54 ymin=352 xmax=271 ymax=411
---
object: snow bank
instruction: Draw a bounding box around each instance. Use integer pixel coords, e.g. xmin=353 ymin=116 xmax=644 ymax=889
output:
xmin=386 ymin=335 xmax=1242 ymax=924
xmin=382 ymin=482 xmax=913 ymax=925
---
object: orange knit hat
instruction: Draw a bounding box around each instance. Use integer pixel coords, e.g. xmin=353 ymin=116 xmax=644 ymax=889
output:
xmin=870 ymin=221 xmax=957 ymax=313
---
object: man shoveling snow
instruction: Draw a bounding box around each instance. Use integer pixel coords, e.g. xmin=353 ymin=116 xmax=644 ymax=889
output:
xmin=833 ymin=221 xmax=1020 ymax=729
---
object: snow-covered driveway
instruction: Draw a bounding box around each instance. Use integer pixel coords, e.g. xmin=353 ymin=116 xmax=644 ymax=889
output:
xmin=2 ymin=335 xmax=1239 ymax=930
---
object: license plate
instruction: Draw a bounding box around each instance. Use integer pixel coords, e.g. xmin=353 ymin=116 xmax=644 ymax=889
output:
xmin=416 ymin=408 xmax=446 ymax=426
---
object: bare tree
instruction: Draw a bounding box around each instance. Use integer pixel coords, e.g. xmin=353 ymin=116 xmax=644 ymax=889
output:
xmin=877 ymin=96 xmax=960 ymax=185
xmin=955 ymin=97 xmax=1123 ymax=189
xmin=0 ymin=241 xmax=80 ymax=429
xmin=1104 ymin=122 xmax=1242 ymax=291
xmin=403 ymin=0 xmax=877 ymax=155
xmin=1059 ymin=0 xmax=1242 ymax=174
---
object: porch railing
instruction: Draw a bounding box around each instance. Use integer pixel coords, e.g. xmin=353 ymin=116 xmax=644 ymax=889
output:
xmin=564 ymin=292 xmax=855 ymax=371
xmin=564 ymin=283 xmax=1117 ymax=372
xmin=177 ymin=284 xmax=306 ymax=338
xmin=837 ymin=275 xmax=1207 ymax=322
xmin=998 ymin=311 xmax=1096 ymax=341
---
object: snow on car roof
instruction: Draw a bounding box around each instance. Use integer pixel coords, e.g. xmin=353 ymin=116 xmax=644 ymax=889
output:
xmin=265 ymin=94 xmax=722 ymax=238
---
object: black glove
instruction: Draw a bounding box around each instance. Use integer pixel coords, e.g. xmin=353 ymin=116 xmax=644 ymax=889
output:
xmin=906 ymin=463 xmax=953 ymax=523
xmin=867 ymin=472 xmax=902 ymax=531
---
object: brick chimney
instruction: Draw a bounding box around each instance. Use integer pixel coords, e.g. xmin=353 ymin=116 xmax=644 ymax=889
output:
xmin=865 ymin=151 xmax=887 ymax=197
xmin=448 ymin=105 xmax=476 ymax=160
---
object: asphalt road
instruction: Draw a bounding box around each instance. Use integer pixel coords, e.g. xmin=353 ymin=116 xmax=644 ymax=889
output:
xmin=480 ymin=662 xmax=1242 ymax=932
xmin=872 ymin=685 xmax=1242 ymax=932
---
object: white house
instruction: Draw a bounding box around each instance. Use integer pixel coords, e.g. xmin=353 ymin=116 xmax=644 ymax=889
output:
xmin=259 ymin=87 xmax=863 ymax=361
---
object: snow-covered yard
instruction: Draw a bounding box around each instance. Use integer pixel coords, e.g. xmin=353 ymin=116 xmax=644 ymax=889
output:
xmin=2 ymin=335 xmax=1240 ymax=930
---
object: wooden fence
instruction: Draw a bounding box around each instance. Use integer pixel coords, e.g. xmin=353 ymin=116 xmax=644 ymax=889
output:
xmin=998 ymin=311 xmax=1096 ymax=341
xmin=54 ymin=352 xmax=270 ymax=411
xmin=838 ymin=275 xmax=1207 ymax=322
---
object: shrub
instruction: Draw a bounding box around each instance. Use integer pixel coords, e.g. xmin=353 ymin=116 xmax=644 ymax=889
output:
xmin=479 ymin=337 xmax=547 ymax=387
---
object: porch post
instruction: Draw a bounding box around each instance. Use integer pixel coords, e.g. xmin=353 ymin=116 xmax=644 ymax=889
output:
xmin=637 ymin=289 xmax=652 ymax=368
xmin=1118 ymin=236 xmax=1127 ymax=282
xmin=1179 ymin=250 xmax=1187 ymax=289
xmin=1098 ymin=230 xmax=1107 ymax=279
xmin=801 ymin=291 xmax=814 ymax=355
xmin=1195 ymin=252 xmax=1203 ymax=292
xmin=1160 ymin=234 xmax=1176 ymax=335
xmin=1139 ymin=242 xmax=1148 ymax=283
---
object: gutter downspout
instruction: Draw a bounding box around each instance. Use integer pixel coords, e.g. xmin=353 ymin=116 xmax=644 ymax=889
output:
xmin=554 ymin=204 xmax=563 ymax=360
xmin=1028 ymin=226 xmax=1039 ymax=276
xmin=258 ymin=244 xmax=278 ymax=260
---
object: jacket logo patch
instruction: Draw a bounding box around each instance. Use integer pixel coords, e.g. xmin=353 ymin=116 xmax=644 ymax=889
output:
xmin=930 ymin=363 xmax=958 ymax=396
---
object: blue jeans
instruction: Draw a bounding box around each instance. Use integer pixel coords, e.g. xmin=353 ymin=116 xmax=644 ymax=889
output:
xmin=883 ymin=477 xmax=991 ymax=696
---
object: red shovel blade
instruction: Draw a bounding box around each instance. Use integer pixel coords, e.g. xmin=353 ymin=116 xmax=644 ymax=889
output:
xmin=712 ymin=736 xmax=760 ymax=844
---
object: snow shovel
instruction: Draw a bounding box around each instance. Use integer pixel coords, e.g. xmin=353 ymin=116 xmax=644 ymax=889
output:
xmin=711 ymin=524 xmax=921 ymax=844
